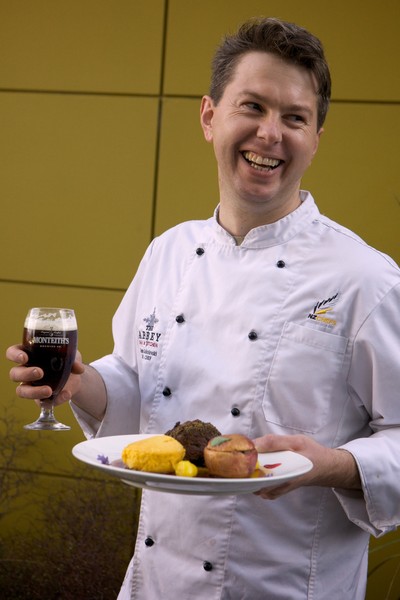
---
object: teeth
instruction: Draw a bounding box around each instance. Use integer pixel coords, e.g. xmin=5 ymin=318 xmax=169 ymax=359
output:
xmin=243 ymin=151 xmax=281 ymax=169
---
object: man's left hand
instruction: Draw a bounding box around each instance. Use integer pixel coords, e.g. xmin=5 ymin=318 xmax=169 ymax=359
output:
xmin=252 ymin=434 xmax=361 ymax=499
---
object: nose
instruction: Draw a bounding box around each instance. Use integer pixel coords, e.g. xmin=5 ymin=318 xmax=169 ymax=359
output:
xmin=257 ymin=115 xmax=282 ymax=144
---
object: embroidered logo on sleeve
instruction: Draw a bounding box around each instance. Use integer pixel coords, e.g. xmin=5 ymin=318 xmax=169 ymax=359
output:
xmin=138 ymin=308 xmax=161 ymax=361
xmin=307 ymin=292 xmax=340 ymax=327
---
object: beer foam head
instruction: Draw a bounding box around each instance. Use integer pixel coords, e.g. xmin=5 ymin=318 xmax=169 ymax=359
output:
xmin=25 ymin=308 xmax=77 ymax=331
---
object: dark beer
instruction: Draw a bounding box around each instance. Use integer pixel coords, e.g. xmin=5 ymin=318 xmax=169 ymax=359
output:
xmin=22 ymin=307 xmax=78 ymax=431
xmin=22 ymin=327 xmax=78 ymax=399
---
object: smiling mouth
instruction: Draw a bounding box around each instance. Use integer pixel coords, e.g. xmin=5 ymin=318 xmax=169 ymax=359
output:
xmin=242 ymin=151 xmax=283 ymax=171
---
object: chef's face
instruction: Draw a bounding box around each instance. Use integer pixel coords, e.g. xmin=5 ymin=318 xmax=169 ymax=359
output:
xmin=200 ymin=51 xmax=323 ymax=225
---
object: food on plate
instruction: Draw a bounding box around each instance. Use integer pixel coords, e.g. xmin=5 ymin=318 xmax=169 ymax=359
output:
xmin=122 ymin=435 xmax=185 ymax=473
xmin=174 ymin=460 xmax=198 ymax=477
xmin=120 ymin=429 xmax=264 ymax=479
xmin=204 ymin=434 xmax=258 ymax=478
xmin=165 ymin=419 xmax=221 ymax=466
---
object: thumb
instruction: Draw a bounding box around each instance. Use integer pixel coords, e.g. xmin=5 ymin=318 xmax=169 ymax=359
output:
xmin=71 ymin=360 xmax=85 ymax=375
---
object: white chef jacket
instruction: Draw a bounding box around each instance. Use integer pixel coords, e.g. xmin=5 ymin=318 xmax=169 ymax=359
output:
xmin=73 ymin=192 xmax=400 ymax=600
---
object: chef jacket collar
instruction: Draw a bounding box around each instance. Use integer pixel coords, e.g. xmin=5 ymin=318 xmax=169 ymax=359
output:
xmin=211 ymin=190 xmax=319 ymax=249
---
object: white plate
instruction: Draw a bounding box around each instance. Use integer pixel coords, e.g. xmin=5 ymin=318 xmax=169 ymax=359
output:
xmin=72 ymin=434 xmax=313 ymax=495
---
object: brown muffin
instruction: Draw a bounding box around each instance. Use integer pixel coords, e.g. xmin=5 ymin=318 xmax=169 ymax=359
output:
xmin=165 ymin=419 xmax=221 ymax=466
xmin=204 ymin=434 xmax=258 ymax=478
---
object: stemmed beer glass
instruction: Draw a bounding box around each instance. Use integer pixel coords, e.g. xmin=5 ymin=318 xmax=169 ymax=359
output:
xmin=22 ymin=307 xmax=78 ymax=431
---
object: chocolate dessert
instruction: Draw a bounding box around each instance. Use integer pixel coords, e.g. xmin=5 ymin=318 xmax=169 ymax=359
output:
xmin=165 ymin=419 xmax=221 ymax=466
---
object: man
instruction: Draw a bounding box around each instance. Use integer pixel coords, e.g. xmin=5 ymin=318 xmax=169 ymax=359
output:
xmin=8 ymin=17 xmax=400 ymax=599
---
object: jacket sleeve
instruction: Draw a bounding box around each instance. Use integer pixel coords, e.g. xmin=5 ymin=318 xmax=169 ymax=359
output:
xmin=334 ymin=283 xmax=400 ymax=537
xmin=71 ymin=240 xmax=156 ymax=439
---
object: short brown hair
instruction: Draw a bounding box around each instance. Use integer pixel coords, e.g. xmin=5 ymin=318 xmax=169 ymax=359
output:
xmin=210 ymin=17 xmax=331 ymax=130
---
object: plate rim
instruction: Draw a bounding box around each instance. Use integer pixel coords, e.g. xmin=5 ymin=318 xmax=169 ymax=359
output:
xmin=72 ymin=433 xmax=313 ymax=495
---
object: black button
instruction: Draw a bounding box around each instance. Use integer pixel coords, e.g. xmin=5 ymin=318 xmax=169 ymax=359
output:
xmin=175 ymin=314 xmax=185 ymax=323
xmin=248 ymin=330 xmax=258 ymax=341
xmin=231 ymin=407 xmax=240 ymax=417
xmin=196 ymin=247 xmax=205 ymax=256
xmin=276 ymin=260 xmax=286 ymax=268
xmin=144 ymin=537 xmax=154 ymax=547
xmin=162 ymin=387 xmax=172 ymax=397
xmin=203 ymin=561 xmax=213 ymax=571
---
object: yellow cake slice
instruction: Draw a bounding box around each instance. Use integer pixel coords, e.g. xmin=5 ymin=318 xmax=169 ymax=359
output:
xmin=122 ymin=435 xmax=185 ymax=473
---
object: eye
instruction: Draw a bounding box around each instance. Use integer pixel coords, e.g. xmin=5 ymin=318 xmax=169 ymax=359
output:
xmin=286 ymin=114 xmax=306 ymax=124
xmin=244 ymin=102 xmax=263 ymax=113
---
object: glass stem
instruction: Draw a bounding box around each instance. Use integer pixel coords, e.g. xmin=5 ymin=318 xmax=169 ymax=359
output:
xmin=37 ymin=401 xmax=57 ymax=424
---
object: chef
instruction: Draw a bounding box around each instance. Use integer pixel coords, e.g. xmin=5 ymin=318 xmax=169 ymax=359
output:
xmin=8 ymin=17 xmax=400 ymax=600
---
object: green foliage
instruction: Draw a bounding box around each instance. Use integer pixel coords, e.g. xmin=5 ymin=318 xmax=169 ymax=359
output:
xmin=0 ymin=474 xmax=140 ymax=600
xmin=366 ymin=532 xmax=400 ymax=600
xmin=0 ymin=407 xmax=140 ymax=600
xmin=0 ymin=408 xmax=36 ymax=523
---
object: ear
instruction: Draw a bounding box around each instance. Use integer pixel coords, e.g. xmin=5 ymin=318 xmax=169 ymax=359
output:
xmin=312 ymin=127 xmax=324 ymax=158
xmin=200 ymin=95 xmax=215 ymax=143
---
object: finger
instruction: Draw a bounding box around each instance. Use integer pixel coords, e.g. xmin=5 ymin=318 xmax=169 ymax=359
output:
xmin=55 ymin=388 xmax=73 ymax=405
xmin=253 ymin=434 xmax=293 ymax=453
xmin=16 ymin=382 xmax=53 ymax=400
xmin=9 ymin=365 xmax=44 ymax=384
xmin=254 ymin=433 xmax=306 ymax=453
xmin=255 ymin=481 xmax=293 ymax=500
xmin=6 ymin=345 xmax=28 ymax=364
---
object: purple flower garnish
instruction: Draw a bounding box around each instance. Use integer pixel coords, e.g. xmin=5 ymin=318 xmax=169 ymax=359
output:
xmin=97 ymin=454 xmax=110 ymax=465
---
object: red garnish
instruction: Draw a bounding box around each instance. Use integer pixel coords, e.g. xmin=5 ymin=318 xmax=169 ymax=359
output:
xmin=263 ymin=463 xmax=282 ymax=469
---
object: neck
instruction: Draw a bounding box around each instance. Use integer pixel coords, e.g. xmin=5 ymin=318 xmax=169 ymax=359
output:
xmin=218 ymin=195 xmax=302 ymax=238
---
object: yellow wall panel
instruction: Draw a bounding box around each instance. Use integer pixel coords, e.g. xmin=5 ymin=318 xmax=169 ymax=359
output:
xmin=155 ymin=97 xmax=218 ymax=234
xmin=302 ymin=103 xmax=400 ymax=264
xmin=1 ymin=281 xmax=124 ymax=473
xmin=165 ymin=0 xmax=400 ymax=101
xmin=0 ymin=92 xmax=158 ymax=289
xmin=0 ymin=0 xmax=165 ymax=94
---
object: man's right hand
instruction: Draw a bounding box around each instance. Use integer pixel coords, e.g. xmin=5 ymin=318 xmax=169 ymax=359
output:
xmin=6 ymin=344 xmax=85 ymax=406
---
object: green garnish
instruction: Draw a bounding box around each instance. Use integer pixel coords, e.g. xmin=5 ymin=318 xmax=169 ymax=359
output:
xmin=210 ymin=436 xmax=231 ymax=447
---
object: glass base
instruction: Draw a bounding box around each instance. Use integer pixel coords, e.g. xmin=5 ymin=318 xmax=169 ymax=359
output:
xmin=24 ymin=419 xmax=71 ymax=431
xmin=24 ymin=404 xmax=71 ymax=431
